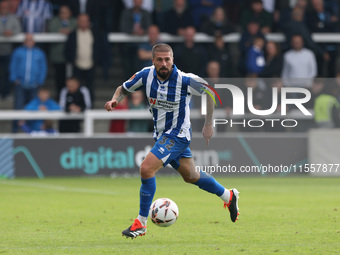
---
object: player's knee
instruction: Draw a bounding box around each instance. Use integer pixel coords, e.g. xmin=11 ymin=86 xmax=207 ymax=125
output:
xmin=140 ymin=162 xmax=154 ymax=179
xmin=139 ymin=163 xmax=149 ymax=177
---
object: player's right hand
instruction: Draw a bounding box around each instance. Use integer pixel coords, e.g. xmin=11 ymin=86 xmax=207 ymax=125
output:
xmin=202 ymin=125 xmax=214 ymax=146
xmin=104 ymin=100 xmax=118 ymax=111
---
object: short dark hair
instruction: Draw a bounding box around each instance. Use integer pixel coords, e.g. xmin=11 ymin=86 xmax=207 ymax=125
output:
xmin=152 ymin=43 xmax=173 ymax=59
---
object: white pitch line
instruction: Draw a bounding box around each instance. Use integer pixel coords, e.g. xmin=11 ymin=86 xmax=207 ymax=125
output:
xmin=0 ymin=180 xmax=118 ymax=196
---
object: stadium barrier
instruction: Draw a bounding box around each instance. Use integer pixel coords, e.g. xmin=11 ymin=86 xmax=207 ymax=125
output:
xmin=0 ymin=133 xmax=308 ymax=178
xmin=0 ymin=32 xmax=340 ymax=43
xmin=309 ymin=129 xmax=340 ymax=176
xmin=2 ymin=110 xmax=336 ymax=178
xmin=0 ymin=109 xmax=314 ymax=136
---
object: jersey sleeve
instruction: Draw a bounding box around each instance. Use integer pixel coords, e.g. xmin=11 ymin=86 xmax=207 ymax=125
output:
xmin=122 ymin=68 xmax=148 ymax=93
xmin=186 ymin=73 xmax=209 ymax=96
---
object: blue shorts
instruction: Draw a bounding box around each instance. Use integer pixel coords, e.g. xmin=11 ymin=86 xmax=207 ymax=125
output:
xmin=150 ymin=134 xmax=192 ymax=170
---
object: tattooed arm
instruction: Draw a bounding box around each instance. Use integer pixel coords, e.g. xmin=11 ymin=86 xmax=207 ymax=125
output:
xmin=104 ymin=85 xmax=131 ymax=111
xmin=202 ymin=91 xmax=215 ymax=145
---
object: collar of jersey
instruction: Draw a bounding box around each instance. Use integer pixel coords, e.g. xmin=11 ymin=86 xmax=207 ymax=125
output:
xmin=153 ymin=64 xmax=178 ymax=82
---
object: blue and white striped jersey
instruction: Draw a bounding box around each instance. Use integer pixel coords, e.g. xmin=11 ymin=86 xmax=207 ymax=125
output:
xmin=16 ymin=0 xmax=53 ymax=33
xmin=123 ymin=65 xmax=206 ymax=140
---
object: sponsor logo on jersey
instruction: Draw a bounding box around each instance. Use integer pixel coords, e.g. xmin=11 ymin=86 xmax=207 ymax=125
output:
xmin=149 ymin=97 xmax=179 ymax=110
xmin=150 ymin=98 xmax=157 ymax=105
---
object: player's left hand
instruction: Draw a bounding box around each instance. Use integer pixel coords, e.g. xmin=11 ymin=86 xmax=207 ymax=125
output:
xmin=202 ymin=125 xmax=214 ymax=145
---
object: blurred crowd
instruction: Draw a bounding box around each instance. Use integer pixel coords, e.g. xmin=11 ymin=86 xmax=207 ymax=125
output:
xmin=1 ymin=0 xmax=340 ymax=133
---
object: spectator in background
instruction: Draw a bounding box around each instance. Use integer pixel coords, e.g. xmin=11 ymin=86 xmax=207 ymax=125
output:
xmin=22 ymin=87 xmax=60 ymax=131
xmin=10 ymin=33 xmax=47 ymax=132
xmin=277 ymin=0 xmax=308 ymax=29
xmin=7 ymin=0 xmax=20 ymax=14
xmin=163 ymin=0 xmax=194 ymax=36
xmin=0 ymin=0 xmax=21 ymax=100
xmin=206 ymin=60 xmax=220 ymax=82
xmin=137 ymin=25 xmax=160 ymax=69
xmin=259 ymin=41 xmax=283 ymax=77
xmin=188 ymin=0 xmax=223 ymax=29
xmin=111 ymin=1 xmax=125 ymax=32
xmin=314 ymin=83 xmax=340 ymax=128
xmin=48 ymin=5 xmax=76 ymax=100
xmin=127 ymin=90 xmax=149 ymax=132
xmin=282 ymin=35 xmax=317 ymax=89
xmin=120 ymin=0 xmax=151 ymax=78
xmin=175 ymin=26 xmax=208 ymax=77
xmin=205 ymin=60 xmax=221 ymax=117
xmin=120 ymin=0 xmax=151 ymax=35
xmin=205 ymin=61 xmax=232 ymax=117
xmin=239 ymin=21 xmax=265 ymax=76
xmin=59 ymin=77 xmax=91 ymax=133
xmin=222 ymin=0 xmax=247 ymax=26
xmin=208 ymin=35 xmax=233 ymax=77
xmin=122 ymin=0 xmax=154 ymax=13
xmin=192 ymin=60 xmax=222 ymax=131
xmin=67 ymin=0 xmax=114 ymax=33
xmin=240 ymin=0 xmax=273 ymax=34
xmin=19 ymin=119 xmax=59 ymax=136
xmin=261 ymin=0 xmax=275 ymax=14
xmin=67 ymin=0 xmax=95 ymax=18
xmin=324 ymin=0 xmax=339 ymax=17
xmin=201 ymin=6 xmax=234 ymax=36
xmin=205 ymin=59 xmax=235 ymax=124
xmin=91 ymin=0 xmax=115 ymax=33
xmin=307 ymin=0 xmax=338 ymax=77
xmin=65 ymin=14 xmax=110 ymax=103
xmin=281 ymin=7 xmax=329 ymax=66
xmin=153 ymin=0 xmax=173 ymax=14
xmin=153 ymin=0 xmax=175 ymax=29
xmin=16 ymin=0 xmax=53 ymax=33
xmin=246 ymin=37 xmax=266 ymax=75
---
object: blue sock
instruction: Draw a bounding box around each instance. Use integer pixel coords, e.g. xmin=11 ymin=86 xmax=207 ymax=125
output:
xmin=193 ymin=171 xmax=225 ymax=196
xmin=139 ymin=176 xmax=156 ymax=217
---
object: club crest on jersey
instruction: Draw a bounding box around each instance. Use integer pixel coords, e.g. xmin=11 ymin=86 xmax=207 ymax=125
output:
xmin=128 ymin=74 xmax=136 ymax=81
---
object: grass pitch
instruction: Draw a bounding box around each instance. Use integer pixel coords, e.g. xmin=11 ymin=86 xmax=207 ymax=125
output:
xmin=0 ymin=176 xmax=339 ymax=255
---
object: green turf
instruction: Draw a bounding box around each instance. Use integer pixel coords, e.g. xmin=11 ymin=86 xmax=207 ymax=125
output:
xmin=0 ymin=177 xmax=339 ymax=255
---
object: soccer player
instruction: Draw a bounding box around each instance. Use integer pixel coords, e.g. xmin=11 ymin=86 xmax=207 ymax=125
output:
xmin=104 ymin=43 xmax=239 ymax=238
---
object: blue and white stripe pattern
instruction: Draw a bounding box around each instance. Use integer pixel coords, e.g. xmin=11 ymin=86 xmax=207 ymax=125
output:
xmin=16 ymin=0 xmax=53 ymax=33
xmin=0 ymin=138 xmax=14 ymax=178
xmin=123 ymin=65 xmax=205 ymax=140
